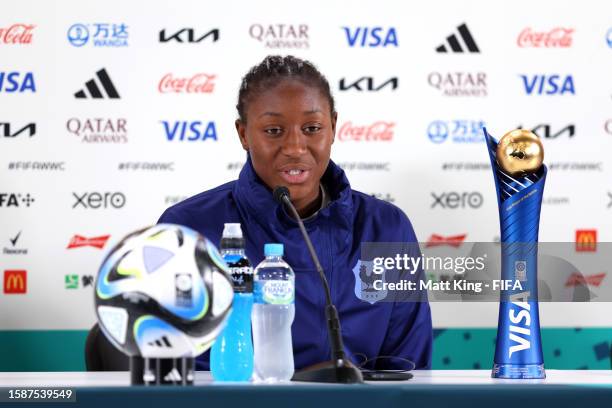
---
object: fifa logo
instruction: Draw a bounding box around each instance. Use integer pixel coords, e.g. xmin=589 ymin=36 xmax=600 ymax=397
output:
xmin=175 ymin=273 xmax=193 ymax=307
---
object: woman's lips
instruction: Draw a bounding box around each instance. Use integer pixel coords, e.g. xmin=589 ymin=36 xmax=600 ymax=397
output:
xmin=279 ymin=168 xmax=311 ymax=184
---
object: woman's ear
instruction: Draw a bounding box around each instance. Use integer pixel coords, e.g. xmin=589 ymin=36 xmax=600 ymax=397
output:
xmin=331 ymin=112 xmax=337 ymax=144
xmin=235 ymin=119 xmax=249 ymax=151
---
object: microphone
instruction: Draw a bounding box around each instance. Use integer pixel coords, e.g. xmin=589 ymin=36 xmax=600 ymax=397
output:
xmin=273 ymin=186 xmax=363 ymax=384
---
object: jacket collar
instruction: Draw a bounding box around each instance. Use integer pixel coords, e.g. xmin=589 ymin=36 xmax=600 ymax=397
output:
xmin=233 ymin=154 xmax=353 ymax=230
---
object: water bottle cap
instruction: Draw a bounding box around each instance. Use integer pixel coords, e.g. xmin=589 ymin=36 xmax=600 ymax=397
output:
xmin=264 ymin=243 xmax=284 ymax=257
xmin=222 ymin=223 xmax=243 ymax=239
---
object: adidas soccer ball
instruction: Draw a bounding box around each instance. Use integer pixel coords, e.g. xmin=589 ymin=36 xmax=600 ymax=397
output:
xmin=94 ymin=224 xmax=233 ymax=358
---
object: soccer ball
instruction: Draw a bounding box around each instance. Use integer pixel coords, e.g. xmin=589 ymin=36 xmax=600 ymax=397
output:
xmin=94 ymin=224 xmax=233 ymax=358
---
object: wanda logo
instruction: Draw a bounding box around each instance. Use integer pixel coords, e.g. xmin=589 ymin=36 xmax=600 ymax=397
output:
xmin=158 ymin=73 xmax=216 ymax=93
xmin=0 ymin=24 xmax=35 ymax=44
xmin=338 ymin=121 xmax=394 ymax=142
xmin=517 ymin=27 xmax=573 ymax=48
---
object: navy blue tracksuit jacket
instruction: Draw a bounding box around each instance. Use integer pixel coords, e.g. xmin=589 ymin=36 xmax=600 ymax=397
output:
xmin=158 ymin=156 xmax=432 ymax=370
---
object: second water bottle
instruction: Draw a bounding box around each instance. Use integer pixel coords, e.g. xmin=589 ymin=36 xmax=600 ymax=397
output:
xmin=252 ymin=243 xmax=295 ymax=382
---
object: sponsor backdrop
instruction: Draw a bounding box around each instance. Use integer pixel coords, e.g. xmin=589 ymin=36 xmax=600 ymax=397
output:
xmin=1 ymin=0 xmax=611 ymax=370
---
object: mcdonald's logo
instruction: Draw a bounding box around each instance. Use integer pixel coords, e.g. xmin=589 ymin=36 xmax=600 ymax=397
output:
xmin=575 ymin=229 xmax=597 ymax=252
xmin=3 ymin=269 xmax=27 ymax=294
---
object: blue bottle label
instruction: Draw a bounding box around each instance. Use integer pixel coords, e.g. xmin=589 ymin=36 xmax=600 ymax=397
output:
xmin=223 ymin=254 xmax=253 ymax=293
xmin=254 ymin=280 xmax=294 ymax=305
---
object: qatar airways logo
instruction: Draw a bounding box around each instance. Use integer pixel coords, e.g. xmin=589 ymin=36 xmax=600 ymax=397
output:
xmin=249 ymin=24 xmax=309 ymax=48
xmin=0 ymin=24 xmax=35 ymax=44
xmin=337 ymin=121 xmax=394 ymax=142
xmin=66 ymin=118 xmax=127 ymax=143
xmin=517 ymin=27 xmax=574 ymax=48
xmin=158 ymin=73 xmax=216 ymax=94
xmin=428 ymin=72 xmax=487 ymax=97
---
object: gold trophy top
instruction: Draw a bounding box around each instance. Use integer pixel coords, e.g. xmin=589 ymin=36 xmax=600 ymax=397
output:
xmin=495 ymin=129 xmax=544 ymax=176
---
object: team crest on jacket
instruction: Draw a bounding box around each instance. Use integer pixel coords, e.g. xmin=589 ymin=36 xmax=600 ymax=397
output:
xmin=353 ymin=260 xmax=387 ymax=304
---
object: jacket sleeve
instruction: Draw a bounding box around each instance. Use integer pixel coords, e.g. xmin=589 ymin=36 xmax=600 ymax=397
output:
xmin=157 ymin=208 xmax=180 ymax=224
xmin=378 ymin=212 xmax=433 ymax=369
xmin=378 ymin=294 xmax=433 ymax=369
xmin=157 ymin=206 xmax=196 ymax=228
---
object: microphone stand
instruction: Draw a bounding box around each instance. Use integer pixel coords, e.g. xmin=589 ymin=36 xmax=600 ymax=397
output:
xmin=274 ymin=187 xmax=363 ymax=384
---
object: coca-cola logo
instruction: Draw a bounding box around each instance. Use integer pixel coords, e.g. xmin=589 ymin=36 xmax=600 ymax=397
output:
xmin=517 ymin=27 xmax=574 ymax=48
xmin=0 ymin=24 xmax=35 ymax=44
xmin=338 ymin=121 xmax=394 ymax=142
xmin=158 ymin=73 xmax=216 ymax=93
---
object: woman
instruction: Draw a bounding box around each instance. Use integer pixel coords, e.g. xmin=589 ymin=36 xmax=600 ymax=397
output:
xmin=159 ymin=55 xmax=432 ymax=371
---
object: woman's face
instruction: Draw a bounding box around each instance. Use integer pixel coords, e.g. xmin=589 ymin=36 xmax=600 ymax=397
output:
xmin=236 ymin=79 xmax=336 ymax=213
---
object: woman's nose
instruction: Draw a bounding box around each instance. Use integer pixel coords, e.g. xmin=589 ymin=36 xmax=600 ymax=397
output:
xmin=281 ymin=127 xmax=307 ymax=157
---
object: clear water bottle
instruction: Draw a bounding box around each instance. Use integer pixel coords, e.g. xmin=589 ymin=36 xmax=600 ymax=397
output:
xmin=252 ymin=243 xmax=295 ymax=382
xmin=210 ymin=223 xmax=254 ymax=382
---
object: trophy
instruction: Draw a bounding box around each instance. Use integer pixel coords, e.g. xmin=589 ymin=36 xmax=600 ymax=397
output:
xmin=485 ymin=128 xmax=547 ymax=379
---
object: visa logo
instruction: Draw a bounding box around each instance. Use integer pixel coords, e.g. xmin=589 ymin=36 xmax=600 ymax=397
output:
xmin=508 ymin=291 xmax=531 ymax=358
xmin=342 ymin=27 xmax=398 ymax=47
xmin=161 ymin=121 xmax=217 ymax=141
xmin=0 ymin=72 xmax=36 ymax=93
xmin=520 ymin=74 xmax=575 ymax=95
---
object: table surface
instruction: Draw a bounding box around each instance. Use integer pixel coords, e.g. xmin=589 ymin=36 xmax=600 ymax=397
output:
xmin=2 ymin=371 xmax=612 ymax=408
xmin=1 ymin=369 xmax=612 ymax=386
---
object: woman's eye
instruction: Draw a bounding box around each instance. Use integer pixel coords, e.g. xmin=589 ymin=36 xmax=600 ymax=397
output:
xmin=304 ymin=125 xmax=322 ymax=133
xmin=265 ymin=127 xmax=283 ymax=136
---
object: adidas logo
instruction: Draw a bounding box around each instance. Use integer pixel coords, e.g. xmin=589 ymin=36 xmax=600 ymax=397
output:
xmin=74 ymin=68 xmax=120 ymax=99
xmin=436 ymin=23 xmax=480 ymax=53
xmin=147 ymin=335 xmax=172 ymax=348
xmin=164 ymin=368 xmax=182 ymax=382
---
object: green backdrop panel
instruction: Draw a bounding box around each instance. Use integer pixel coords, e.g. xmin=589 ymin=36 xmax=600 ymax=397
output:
xmin=432 ymin=328 xmax=611 ymax=370
xmin=0 ymin=328 xmax=610 ymax=371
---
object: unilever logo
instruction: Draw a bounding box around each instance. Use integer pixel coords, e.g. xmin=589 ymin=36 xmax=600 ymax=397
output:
xmin=67 ymin=23 xmax=128 ymax=47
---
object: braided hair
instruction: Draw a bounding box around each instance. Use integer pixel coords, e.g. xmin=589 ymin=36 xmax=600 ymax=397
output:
xmin=236 ymin=55 xmax=336 ymax=123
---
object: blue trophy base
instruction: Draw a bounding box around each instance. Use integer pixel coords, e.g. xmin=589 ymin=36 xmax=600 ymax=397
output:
xmin=492 ymin=363 xmax=546 ymax=379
